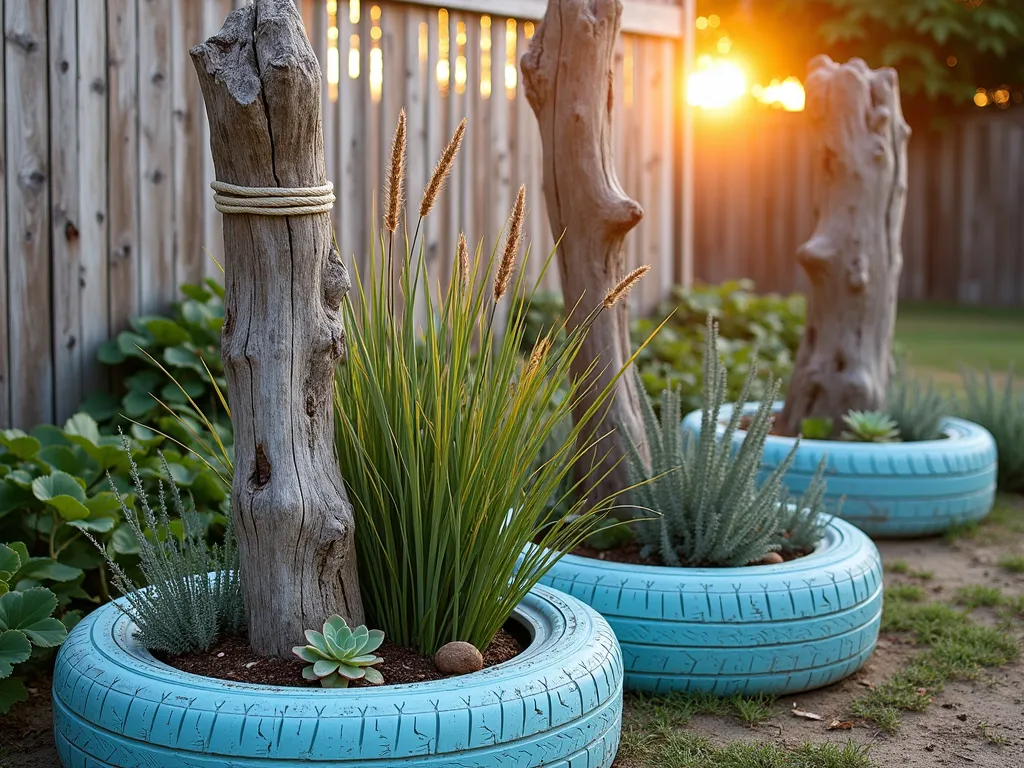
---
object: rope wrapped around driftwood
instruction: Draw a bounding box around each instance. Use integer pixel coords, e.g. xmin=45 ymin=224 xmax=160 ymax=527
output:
xmin=211 ymin=180 xmax=335 ymax=215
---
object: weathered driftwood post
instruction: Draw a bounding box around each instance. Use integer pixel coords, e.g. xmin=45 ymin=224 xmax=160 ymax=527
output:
xmin=780 ymin=56 xmax=910 ymax=436
xmin=521 ymin=0 xmax=646 ymax=504
xmin=191 ymin=0 xmax=364 ymax=656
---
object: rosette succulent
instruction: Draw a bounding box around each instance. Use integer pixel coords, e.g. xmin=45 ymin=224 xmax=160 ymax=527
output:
xmin=842 ymin=410 xmax=901 ymax=443
xmin=292 ymin=615 xmax=385 ymax=688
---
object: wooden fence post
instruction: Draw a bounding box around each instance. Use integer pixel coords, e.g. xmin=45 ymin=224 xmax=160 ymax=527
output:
xmin=191 ymin=0 xmax=364 ymax=657
xmin=521 ymin=0 xmax=646 ymax=505
xmin=780 ymin=56 xmax=910 ymax=435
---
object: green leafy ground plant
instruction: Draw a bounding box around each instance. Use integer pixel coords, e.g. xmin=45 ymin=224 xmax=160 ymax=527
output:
xmin=83 ymin=280 xmax=231 ymax=449
xmin=0 ymin=543 xmax=67 ymax=712
xmin=519 ymin=279 xmax=805 ymax=415
xmin=334 ymin=114 xmax=656 ymax=654
xmin=0 ymin=414 xmax=229 ymax=613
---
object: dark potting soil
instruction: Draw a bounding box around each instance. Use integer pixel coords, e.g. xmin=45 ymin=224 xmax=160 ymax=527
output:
xmin=158 ymin=627 xmax=523 ymax=688
xmin=0 ymin=673 xmax=57 ymax=768
xmin=570 ymin=540 xmax=812 ymax=567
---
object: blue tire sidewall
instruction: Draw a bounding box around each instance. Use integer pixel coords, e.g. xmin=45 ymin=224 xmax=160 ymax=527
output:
xmin=53 ymin=584 xmax=623 ymax=767
xmin=538 ymin=518 xmax=883 ymax=696
xmin=681 ymin=402 xmax=998 ymax=538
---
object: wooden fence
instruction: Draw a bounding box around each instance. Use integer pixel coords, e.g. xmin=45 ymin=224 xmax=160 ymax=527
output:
xmin=3 ymin=0 xmax=1022 ymax=432
xmin=0 ymin=0 xmax=692 ymax=429
xmin=693 ymin=108 xmax=1024 ymax=305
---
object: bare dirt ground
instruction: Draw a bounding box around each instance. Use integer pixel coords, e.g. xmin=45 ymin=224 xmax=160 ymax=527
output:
xmin=3 ymin=498 xmax=1023 ymax=768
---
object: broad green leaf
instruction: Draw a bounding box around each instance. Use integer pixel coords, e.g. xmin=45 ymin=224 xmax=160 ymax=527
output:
xmin=31 ymin=473 xmax=89 ymax=521
xmin=85 ymin=492 xmax=123 ymax=519
xmin=0 ymin=677 xmax=28 ymax=713
xmin=0 ymin=432 xmax=41 ymax=461
xmin=129 ymin=424 xmax=165 ymax=449
xmin=180 ymin=283 xmax=212 ymax=302
xmin=68 ymin=517 xmax=116 ymax=533
xmin=63 ymin=414 xmax=102 ymax=446
xmin=60 ymin=610 xmax=83 ymax=631
xmin=77 ymin=392 xmax=120 ymax=423
xmin=96 ymin=339 xmax=126 ymax=365
xmin=164 ymin=344 xmax=208 ymax=375
xmin=0 ymin=588 xmax=61 ymax=643
xmin=123 ymin=389 xmax=157 ymax=418
xmin=0 ymin=482 xmax=36 ymax=516
xmin=5 ymin=470 xmax=37 ymax=488
xmin=37 ymin=445 xmax=100 ymax=485
xmin=190 ymin=470 xmax=227 ymax=503
xmin=141 ymin=317 xmax=191 ymax=347
xmin=13 ymin=558 xmax=82 ymax=584
xmin=0 ymin=545 xmax=21 ymax=581
xmin=362 ymin=666 xmax=384 ymax=685
xmin=0 ymin=631 xmax=31 ymax=678
xmin=30 ymin=424 xmax=72 ymax=449
xmin=111 ymin=525 xmax=141 ymax=556
xmin=117 ymin=330 xmax=155 ymax=359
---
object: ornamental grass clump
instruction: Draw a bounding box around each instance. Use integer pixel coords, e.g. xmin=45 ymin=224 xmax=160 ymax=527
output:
xmin=89 ymin=434 xmax=244 ymax=654
xmin=334 ymin=115 xmax=653 ymax=654
xmin=960 ymin=366 xmax=1024 ymax=493
xmin=623 ymin=317 xmax=829 ymax=567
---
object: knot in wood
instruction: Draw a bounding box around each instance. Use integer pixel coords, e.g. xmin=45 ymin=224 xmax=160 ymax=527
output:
xmin=252 ymin=445 xmax=272 ymax=488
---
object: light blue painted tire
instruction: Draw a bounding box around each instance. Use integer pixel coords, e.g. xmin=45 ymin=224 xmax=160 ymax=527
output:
xmin=52 ymin=584 xmax=622 ymax=767
xmin=538 ymin=519 xmax=882 ymax=696
xmin=681 ymin=402 xmax=998 ymax=538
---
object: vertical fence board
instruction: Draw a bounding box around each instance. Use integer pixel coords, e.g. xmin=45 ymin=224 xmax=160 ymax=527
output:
xmin=201 ymin=0 xmax=231 ymax=279
xmin=107 ymin=0 xmax=139 ymax=332
xmin=0 ymin=0 xmax=8 ymax=425
xmin=171 ymin=0 xmax=204 ymax=286
xmin=77 ymin=0 xmax=110 ymax=401
xmin=138 ymin=0 xmax=174 ymax=313
xmin=421 ymin=8 xmax=442 ymax=268
xmin=5 ymin=0 xmax=52 ymax=427
xmin=49 ymin=0 xmax=81 ymax=422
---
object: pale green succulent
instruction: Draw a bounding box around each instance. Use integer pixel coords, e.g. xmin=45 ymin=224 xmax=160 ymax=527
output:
xmin=842 ymin=410 xmax=901 ymax=443
xmin=292 ymin=615 xmax=385 ymax=688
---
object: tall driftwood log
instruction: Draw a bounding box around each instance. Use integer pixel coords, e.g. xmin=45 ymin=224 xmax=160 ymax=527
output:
xmin=522 ymin=0 xmax=646 ymax=506
xmin=780 ymin=56 xmax=910 ymax=436
xmin=191 ymin=0 xmax=364 ymax=657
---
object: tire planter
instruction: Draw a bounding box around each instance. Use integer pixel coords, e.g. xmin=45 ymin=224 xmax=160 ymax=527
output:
xmin=681 ymin=402 xmax=998 ymax=538
xmin=538 ymin=518 xmax=882 ymax=696
xmin=52 ymin=584 xmax=622 ymax=767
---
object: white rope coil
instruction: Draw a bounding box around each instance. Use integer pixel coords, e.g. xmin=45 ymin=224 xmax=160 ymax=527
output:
xmin=211 ymin=180 xmax=335 ymax=216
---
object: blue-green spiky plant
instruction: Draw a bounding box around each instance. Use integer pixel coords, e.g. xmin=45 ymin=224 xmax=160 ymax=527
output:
xmin=623 ymin=317 xmax=829 ymax=567
xmin=293 ymin=615 xmax=385 ymax=688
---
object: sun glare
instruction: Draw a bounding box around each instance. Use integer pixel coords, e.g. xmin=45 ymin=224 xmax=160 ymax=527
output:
xmin=687 ymin=55 xmax=747 ymax=109
xmin=755 ymin=76 xmax=806 ymax=111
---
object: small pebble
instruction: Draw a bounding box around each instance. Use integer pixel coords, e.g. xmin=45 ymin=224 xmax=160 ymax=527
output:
xmin=217 ymin=652 xmax=225 ymax=658
xmin=434 ymin=641 xmax=484 ymax=675
xmin=759 ymin=552 xmax=784 ymax=565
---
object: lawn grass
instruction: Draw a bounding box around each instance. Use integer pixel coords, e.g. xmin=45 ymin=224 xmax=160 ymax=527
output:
xmin=999 ymin=554 xmax=1024 ymax=573
xmin=618 ymin=694 xmax=874 ymax=767
xmin=885 ymin=560 xmax=933 ymax=580
xmin=851 ymin=584 xmax=1021 ymax=734
xmin=895 ymin=302 xmax=1023 ymax=377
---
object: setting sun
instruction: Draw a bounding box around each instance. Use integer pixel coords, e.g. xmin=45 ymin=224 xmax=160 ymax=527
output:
xmin=687 ymin=55 xmax=747 ymax=109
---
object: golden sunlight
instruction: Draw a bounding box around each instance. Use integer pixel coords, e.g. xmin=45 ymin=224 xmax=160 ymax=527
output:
xmin=687 ymin=55 xmax=747 ymax=109
xmin=754 ymin=76 xmax=806 ymax=111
